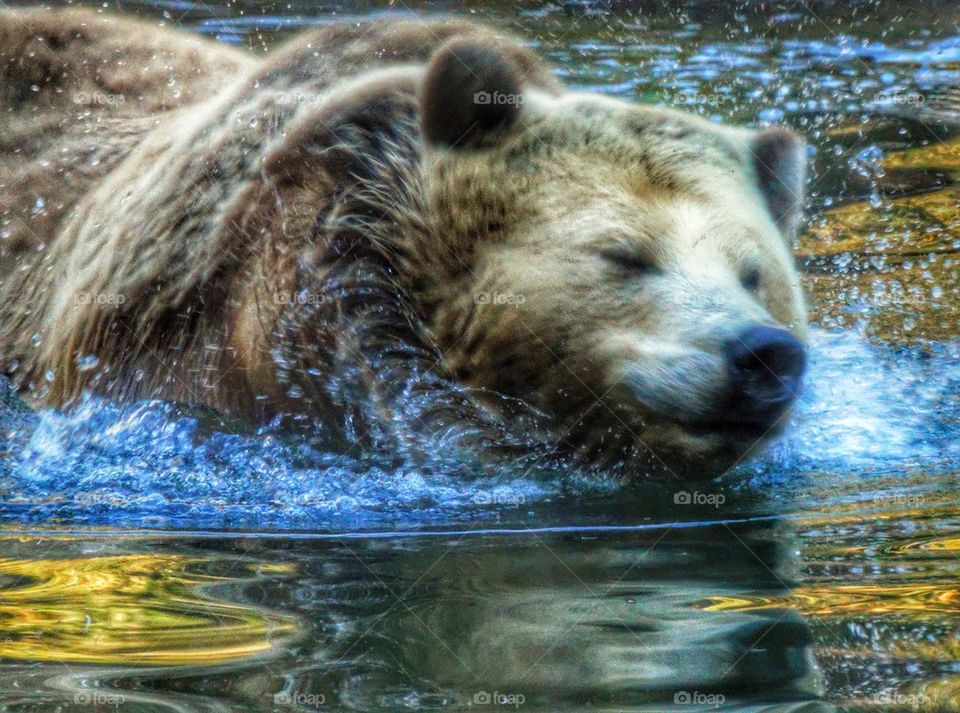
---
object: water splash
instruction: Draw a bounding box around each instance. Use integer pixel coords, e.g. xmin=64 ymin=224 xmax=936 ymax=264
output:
xmin=0 ymin=329 xmax=956 ymax=531
xmin=748 ymin=329 xmax=960 ymax=480
xmin=0 ymin=389 xmax=561 ymax=531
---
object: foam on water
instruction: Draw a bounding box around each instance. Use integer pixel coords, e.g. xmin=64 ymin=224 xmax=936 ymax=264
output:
xmin=0 ymin=329 xmax=956 ymax=531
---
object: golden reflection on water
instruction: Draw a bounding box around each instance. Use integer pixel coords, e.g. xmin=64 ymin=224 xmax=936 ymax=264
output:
xmin=885 ymin=136 xmax=960 ymax=178
xmin=898 ymin=537 xmax=960 ymax=552
xmin=799 ymin=185 xmax=960 ymax=344
xmin=703 ymin=584 xmax=960 ymax=618
xmin=802 ymin=187 xmax=960 ymax=259
xmin=702 ymin=495 xmax=960 ymax=616
xmin=798 ymin=128 xmax=960 ymax=344
xmin=699 ymin=492 xmax=960 ymax=687
xmin=0 ymin=553 xmax=297 ymax=665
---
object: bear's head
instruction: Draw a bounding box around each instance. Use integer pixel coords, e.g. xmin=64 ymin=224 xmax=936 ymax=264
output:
xmin=416 ymin=37 xmax=808 ymax=478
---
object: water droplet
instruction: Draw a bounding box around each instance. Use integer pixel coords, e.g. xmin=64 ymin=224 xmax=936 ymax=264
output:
xmin=76 ymin=354 xmax=100 ymax=372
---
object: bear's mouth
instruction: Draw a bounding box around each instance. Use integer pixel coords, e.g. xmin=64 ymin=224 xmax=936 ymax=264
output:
xmin=609 ymin=386 xmax=796 ymax=469
xmin=662 ymin=392 xmax=799 ymax=453
xmin=623 ymin=416 xmax=781 ymax=480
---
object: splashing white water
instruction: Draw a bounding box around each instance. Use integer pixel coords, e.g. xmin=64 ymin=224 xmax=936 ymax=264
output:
xmin=0 ymin=329 xmax=956 ymax=530
xmin=748 ymin=329 xmax=958 ymax=478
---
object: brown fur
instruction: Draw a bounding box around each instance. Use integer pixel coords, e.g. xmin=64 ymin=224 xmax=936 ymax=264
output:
xmin=0 ymin=8 xmax=806 ymax=477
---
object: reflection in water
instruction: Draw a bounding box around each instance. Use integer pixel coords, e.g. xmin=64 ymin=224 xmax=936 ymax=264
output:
xmin=0 ymin=547 xmax=297 ymax=664
xmin=902 ymin=537 xmax=960 ymax=552
xmin=0 ymin=525 xmax=830 ymax=711
xmin=375 ymin=527 xmax=823 ymax=709
xmin=705 ymin=584 xmax=960 ymax=618
xmin=801 ymin=185 xmax=960 ymax=344
xmin=8 ymin=495 xmax=958 ymax=711
xmin=886 ymin=137 xmax=960 ymax=178
xmin=700 ymin=495 xmax=960 ymax=712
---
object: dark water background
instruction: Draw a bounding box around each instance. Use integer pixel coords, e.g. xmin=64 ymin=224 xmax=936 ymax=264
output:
xmin=0 ymin=1 xmax=959 ymax=711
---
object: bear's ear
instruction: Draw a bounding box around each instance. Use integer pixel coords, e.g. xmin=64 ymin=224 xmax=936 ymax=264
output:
xmin=750 ymin=127 xmax=807 ymax=240
xmin=420 ymin=37 xmax=524 ymax=149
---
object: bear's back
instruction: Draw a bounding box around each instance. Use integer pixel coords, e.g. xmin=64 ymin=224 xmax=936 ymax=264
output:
xmin=0 ymin=11 xmax=556 ymax=417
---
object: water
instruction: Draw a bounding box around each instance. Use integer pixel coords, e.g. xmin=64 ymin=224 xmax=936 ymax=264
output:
xmin=1 ymin=1 xmax=959 ymax=711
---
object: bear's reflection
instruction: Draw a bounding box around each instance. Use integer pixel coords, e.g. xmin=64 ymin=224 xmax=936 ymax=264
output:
xmin=327 ymin=520 xmax=833 ymax=710
xmin=101 ymin=516 xmax=834 ymax=711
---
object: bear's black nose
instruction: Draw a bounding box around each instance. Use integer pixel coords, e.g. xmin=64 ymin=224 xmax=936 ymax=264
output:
xmin=725 ymin=325 xmax=806 ymax=426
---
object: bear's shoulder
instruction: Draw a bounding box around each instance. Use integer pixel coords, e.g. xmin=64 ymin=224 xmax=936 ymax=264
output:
xmin=251 ymin=18 xmax=558 ymax=98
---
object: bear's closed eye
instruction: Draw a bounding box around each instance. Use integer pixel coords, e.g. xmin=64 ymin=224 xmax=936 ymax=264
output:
xmin=598 ymin=247 xmax=660 ymax=276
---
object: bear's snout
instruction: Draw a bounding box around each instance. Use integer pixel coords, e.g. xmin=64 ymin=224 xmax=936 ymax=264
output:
xmin=723 ymin=325 xmax=807 ymax=428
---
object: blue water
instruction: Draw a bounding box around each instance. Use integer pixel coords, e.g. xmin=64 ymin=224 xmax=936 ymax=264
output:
xmin=2 ymin=330 xmax=955 ymax=532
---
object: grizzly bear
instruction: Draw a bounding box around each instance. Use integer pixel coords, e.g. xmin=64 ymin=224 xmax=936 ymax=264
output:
xmin=0 ymin=8 xmax=807 ymax=478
